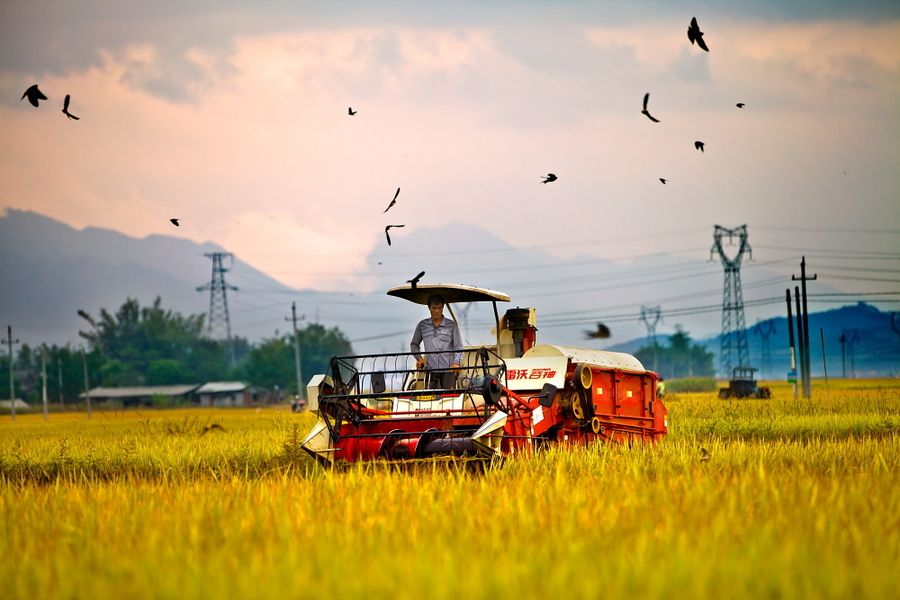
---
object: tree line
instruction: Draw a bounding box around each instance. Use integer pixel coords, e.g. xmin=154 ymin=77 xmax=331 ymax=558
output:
xmin=1 ymin=297 xmax=352 ymax=404
xmin=633 ymin=326 xmax=715 ymax=380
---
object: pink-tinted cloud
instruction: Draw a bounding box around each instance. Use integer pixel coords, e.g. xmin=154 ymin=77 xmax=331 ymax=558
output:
xmin=1 ymin=16 xmax=897 ymax=294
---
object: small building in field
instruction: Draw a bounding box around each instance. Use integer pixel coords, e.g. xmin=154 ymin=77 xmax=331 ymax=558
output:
xmin=80 ymin=385 xmax=199 ymax=407
xmin=195 ymin=381 xmax=251 ymax=407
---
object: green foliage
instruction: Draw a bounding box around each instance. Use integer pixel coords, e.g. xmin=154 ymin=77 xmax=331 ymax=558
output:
xmin=635 ymin=325 xmax=714 ymax=379
xmin=77 ymin=296 xmax=242 ymax=386
xmin=9 ymin=297 xmax=352 ymax=400
xmin=146 ymin=359 xmax=190 ymax=385
xmin=664 ymin=377 xmax=717 ymax=393
xmin=1 ymin=344 xmax=101 ymax=405
xmin=241 ymin=323 xmax=353 ymax=393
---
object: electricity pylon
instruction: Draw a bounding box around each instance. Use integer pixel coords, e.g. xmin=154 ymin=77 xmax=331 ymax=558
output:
xmin=197 ymin=252 xmax=238 ymax=367
xmin=640 ymin=305 xmax=662 ymax=371
xmin=711 ymin=225 xmax=751 ymax=378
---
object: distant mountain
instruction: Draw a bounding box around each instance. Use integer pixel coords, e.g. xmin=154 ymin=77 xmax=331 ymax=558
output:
xmin=606 ymin=302 xmax=900 ymax=378
xmin=0 ymin=209 xmax=295 ymax=346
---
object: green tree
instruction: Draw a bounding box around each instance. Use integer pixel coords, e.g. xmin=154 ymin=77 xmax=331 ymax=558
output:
xmin=242 ymin=323 xmax=353 ymax=393
xmin=635 ymin=326 xmax=714 ymax=379
xmin=78 ymin=296 xmax=232 ymax=386
xmin=146 ymin=359 xmax=190 ymax=385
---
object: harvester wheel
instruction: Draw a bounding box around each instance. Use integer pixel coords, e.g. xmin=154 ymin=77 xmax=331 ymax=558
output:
xmin=590 ymin=416 xmax=602 ymax=434
xmin=573 ymin=397 xmax=585 ymax=420
xmin=574 ymin=364 xmax=592 ymax=390
xmin=482 ymin=376 xmax=502 ymax=407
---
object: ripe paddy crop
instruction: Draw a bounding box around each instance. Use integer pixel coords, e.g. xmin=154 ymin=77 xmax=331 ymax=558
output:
xmin=1 ymin=380 xmax=898 ymax=599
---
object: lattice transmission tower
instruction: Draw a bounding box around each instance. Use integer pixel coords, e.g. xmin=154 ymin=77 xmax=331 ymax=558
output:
xmin=197 ymin=252 xmax=238 ymax=366
xmin=752 ymin=319 xmax=776 ymax=379
xmin=640 ymin=305 xmax=662 ymax=371
xmin=711 ymin=225 xmax=752 ymax=377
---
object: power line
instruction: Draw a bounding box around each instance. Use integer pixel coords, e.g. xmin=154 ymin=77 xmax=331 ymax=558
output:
xmin=755 ymin=225 xmax=900 ymax=235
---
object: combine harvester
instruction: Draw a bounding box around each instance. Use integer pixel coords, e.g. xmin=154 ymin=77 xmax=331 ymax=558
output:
xmin=302 ymin=284 xmax=668 ymax=465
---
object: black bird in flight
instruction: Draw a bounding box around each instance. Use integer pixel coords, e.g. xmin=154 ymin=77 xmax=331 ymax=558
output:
xmin=383 ymin=187 xmax=400 ymax=213
xmin=694 ymin=141 xmax=705 ymax=152
xmin=542 ymin=173 xmax=557 ymax=184
xmin=407 ymin=271 xmax=425 ymax=288
xmin=169 ymin=218 xmax=180 ymax=227
xmin=385 ymin=224 xmax=405 ymax=246
xmin=584 ymin=323 xmax=611 ymax=340
xmin=659 ymin=178 xmax=667 ymax=184
xmin=62 ymin=95 xmax=80 ymax=120
xmin=21 ymin=84 xmax=47 ymax=107
xmin=200 ymin=422 xmax=226 ymax=436
xmin=736 ymin=102 xmax=746 ymax=108
xmin=641 ymin=93 xmax=660 ymax=123
xmin=687 ymin=17 xmax=709 ymax=52
xmin=348 ymin=106 xmax=357 ymax=116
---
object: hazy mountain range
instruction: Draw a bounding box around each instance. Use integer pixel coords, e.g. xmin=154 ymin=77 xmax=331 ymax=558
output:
xmin=2 ymin=209 xmax=896 ymax=377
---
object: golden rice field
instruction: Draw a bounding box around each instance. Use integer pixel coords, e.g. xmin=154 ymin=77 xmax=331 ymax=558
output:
xmin=2 ymin=379 xmax=899 ymax=599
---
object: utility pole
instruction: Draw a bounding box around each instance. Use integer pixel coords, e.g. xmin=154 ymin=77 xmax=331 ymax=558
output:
xmin=640 ymin=305 xmax=662 ymax=372
xmin=794 ymin=287 xmax=807 ymax=398
xmin=711 ymin=225 xmax=752 ymax=378
xmin=6 ymin=325 xmax=20 ymax=420
xmin=785 ymin=289 xmax=798 ymax=399
xmin=845 ymin=330 xmax=860 ymax=378
xmin=197 ymin=252 xmax=239 ymax=368
xmin=286 ymin=302 xmax=306 ymax=400
xmin=820 ymin=328 xmax=830 ymax=399
xmin=81 ymin=348 xmax=92 ymax=419
xmin=57 ymin=357 xmax=64 ymax=406
xmin=839 ymin=332 xmax=847 ymax=378
xmin=41 ymin=349 xmax=48 ymax=421
xmin=752 ymin=320 xmax=777 ymax=379
xmin=792 ymin=257 xmax=816 ymax=399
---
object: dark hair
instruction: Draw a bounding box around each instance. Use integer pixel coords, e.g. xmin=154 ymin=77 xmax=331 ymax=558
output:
xmin=427 ymin=294 xmax=445 ymax=307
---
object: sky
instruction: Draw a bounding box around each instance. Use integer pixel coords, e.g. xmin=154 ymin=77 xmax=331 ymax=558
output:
xmin=1 ymin=1 xmax=898 ymax=341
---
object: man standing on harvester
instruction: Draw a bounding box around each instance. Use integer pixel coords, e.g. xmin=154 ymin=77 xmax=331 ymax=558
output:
xmin=410 ymin=294 xmax=464 ymax=388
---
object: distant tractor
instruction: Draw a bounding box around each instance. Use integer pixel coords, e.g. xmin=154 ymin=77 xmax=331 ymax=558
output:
xmin=718 ymin=366 xmax=772 ymax=399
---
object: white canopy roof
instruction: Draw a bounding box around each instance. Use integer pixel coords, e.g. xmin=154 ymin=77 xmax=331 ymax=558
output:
xmin=387 ymin=283 xmax=510 ymax=305
xmin=523 ymin=344 xmax=648 ymax=373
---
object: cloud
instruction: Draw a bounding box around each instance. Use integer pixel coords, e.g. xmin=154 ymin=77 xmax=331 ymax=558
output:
xmin=1 ymin=12 xmax=898 ymax=297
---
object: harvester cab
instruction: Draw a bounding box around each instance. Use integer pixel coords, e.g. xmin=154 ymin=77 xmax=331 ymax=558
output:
xmin=301 ymin=283 xmax=669 ymax=466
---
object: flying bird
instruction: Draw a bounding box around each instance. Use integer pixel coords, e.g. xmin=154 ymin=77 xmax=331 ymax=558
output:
xmin=348 ymin=106 xmax=357 ymax=116
xmin=584 ymin=323 xmax=611 ymax=340
xmin=687 ymin=17 xmax=709 ymax=52
xmin=694 ymin=141 xmax=705 ymax=152
xmin=169 ymin=218 xmax=180 ymax=227
xmin=21 ymin=84 xmax=47 ymax=107
xmin=641 ymin=93 xmax=660 ymax=123
xmin=406 ymin=271 xmax=425 ymax=288
xmin=384 ymin=224 xmax=405 ymax=246
xmin=542 ymin=173 xmax=557 ymax=184
xmin=383 ymin=187 xmax=400 ymax=213
xmin=200 ymin=423 xmax=226 ymax=436
xmin=659 ymin=178 xmax=667 ymax=185
xmin=62 ymin=95 xmax=80 ymax=120
xmin=736 ymin=103 xmax=746 ymax=108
